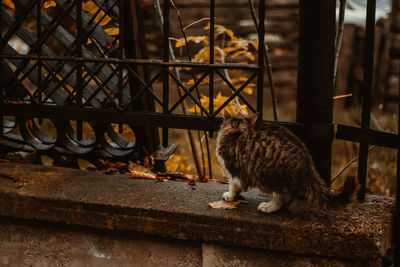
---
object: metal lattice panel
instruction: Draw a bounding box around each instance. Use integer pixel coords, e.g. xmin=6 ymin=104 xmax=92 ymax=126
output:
xmin=0 ymin=0 xmax=266 ymax=159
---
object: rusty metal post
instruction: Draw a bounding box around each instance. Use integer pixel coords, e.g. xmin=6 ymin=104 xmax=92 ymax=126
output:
xmin=296 ymin=0 xmax=336 ymax=186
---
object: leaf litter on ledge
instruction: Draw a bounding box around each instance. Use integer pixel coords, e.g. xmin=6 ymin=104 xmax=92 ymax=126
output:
xmin=208 ymin=199 xmax=249 ymax=210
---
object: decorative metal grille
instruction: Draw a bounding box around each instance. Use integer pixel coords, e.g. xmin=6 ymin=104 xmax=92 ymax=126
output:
xmin=0 ymin=0 xmax=266 ymax=160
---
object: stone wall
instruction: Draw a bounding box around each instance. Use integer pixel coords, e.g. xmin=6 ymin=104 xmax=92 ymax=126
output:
xmin=0 ymin=163 xmax=395 ymax=266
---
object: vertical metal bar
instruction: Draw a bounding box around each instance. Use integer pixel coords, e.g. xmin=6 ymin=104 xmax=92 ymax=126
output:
xmin=0 ymin=0 xmax=3 ymax=136
xmin=206 ymin=0 xmax=215 ymax=177
xmin=357 ymin=0 xmax=376 ymax=201
xmin=118 ymin=0 xmax=125 ymax=133
xmin=36 ymin=0 xmax=42 ymax=100
xmin=297 ymin=0 xmax=335 ymax=185
xmin=394 ymin=63 xmax=400 ymax=267
xmin=76 ymin=0 xmax=83 ymax=140
xmin=37 ymin=0 xmax=43 ymax=125
xmin=209 ymin=0 xmax=214 ymax=118
xmin=257 ymin=0 xmax=265 ymax=117
xmin=162 ymin=0 xmax=170 ymax=147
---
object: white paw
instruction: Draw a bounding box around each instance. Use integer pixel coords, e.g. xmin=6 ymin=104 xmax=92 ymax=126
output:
xmin=223 ymin=192 xmax=235 ymax=201
xmin=258 ymin=201 xmax=280 ymax=213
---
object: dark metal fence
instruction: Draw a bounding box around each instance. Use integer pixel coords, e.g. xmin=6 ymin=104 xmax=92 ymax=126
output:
xmin=0 ymin=0 xmax=399 ymax=264
xmin=333 ymin=0 xmax=400 ymax=263
xmin=0 ymin=0 xmax=266 ymax=165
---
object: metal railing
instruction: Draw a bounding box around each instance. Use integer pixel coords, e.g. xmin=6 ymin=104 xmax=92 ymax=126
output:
xmin=0 ymin=0 xmax=399 ymax=264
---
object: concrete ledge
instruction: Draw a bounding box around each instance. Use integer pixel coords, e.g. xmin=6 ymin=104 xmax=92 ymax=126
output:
xmin=0 ymin=217 xmax=378 ymax=266
xmin=0 ymin=163 xmax=395 ymax=262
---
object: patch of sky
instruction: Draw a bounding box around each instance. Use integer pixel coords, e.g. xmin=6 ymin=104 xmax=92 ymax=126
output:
xmin=337 ymin=0 xmax=391 ymax=26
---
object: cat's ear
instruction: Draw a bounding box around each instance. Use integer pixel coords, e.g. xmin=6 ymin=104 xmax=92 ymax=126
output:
xmin=224 ymin=110 xmax=231 ymax=119
xmin=249 ymin=112 xmax=261 ymax=124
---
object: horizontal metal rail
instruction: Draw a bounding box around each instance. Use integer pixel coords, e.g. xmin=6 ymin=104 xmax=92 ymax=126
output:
xmin=0 ymin=54 xmax=261 ymax=70
xmin=336 ymin=124 xmax=399 ymax=149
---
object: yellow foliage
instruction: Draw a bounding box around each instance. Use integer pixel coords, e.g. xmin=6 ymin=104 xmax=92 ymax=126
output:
xmin=204 ymin=23 xmax=234 ymax=39
xmin=82 ymin=0 xmax=112 ymax=27
xmin=185 ymin=74 xmax=209 ymax=86
xmin=104 ymin=27 xmax=119 ymax=36
xmin=3 ymin=0 xmax=14 ymax=9
xmin=188 ymin=92 xmax=248 ymax=116
xmin=230 ymin=77 xmax=255 ymax=94
xmin=97 ymin=10 xmax=112 ymax=26
xmin=188 ymin=94 xmax=209 ymax=114
xmin=166 ymin=155 xmax=192 ymax=172
xmin=175 ymin=36 xmax=209 ymax=48
xmin=43 ymin=0 xmax=56 ymax=8
xmin=175 ymin=23 xmax=256 ymax=116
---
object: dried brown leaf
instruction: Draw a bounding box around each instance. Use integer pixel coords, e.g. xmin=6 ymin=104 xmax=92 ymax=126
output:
xmin=104 ymin=167 xmax=119 ymax=175
xmin=129 ymin=170 xmax=157 ymax=180
xmin=208 ymin=200 xmax=248 ymax=210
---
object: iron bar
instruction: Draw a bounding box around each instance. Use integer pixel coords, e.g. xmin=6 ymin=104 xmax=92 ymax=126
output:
xmin=214 ymin=69 xmax=257 ymax=114
xmin=357 ymin=0 xmax=376 ymax=201
xmin=336 ymin=124 xmax=398 ymax=149
xmin=168 ymin=70 xmax=210 ymax=115
xmin=169 ymin=0 xmax=215 ymax=176
xmin=118 ymin=0 xmax=125 ymax=133
xmin=153 ymin=0 xmax=202 ymax=175
xmin=0 ymin=54 xmax=260 ymax=69
xmin=333 ymin=0 xmax=346 ymax=85
xmin=76 ymin=0 xmax=83 ymax=141
xmin=0 ymin=103 xmax=325 ymax=138
xmin=0 ymin=0 xmax=3 ymax=136
xmin=296 ymin=0 xmax=335 ymax=186
xmin=256 ymin=0 xmax=265 ymax=117
xmin=209 ymin=0 xmax=215 ymax=124
xmin=213 ymin=71 xmax=258 ymax=116
xmin=248 ymin=0 xmax=278 ymax=121
xmin=395 ymin=61 xmax=400 ymax=267
xmin=162 ymin=0 xmax=170 ymax=147
xmin=126 ymin=68 xmax=164 ymax=106
xmin=165 ymin=2 xmax=297 ymax=9
xmin=36 ymin=0 xmax=42 ymax=106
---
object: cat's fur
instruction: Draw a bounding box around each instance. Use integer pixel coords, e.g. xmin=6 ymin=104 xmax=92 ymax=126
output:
xmin=216 ymin=112 xmax=359 ymax=213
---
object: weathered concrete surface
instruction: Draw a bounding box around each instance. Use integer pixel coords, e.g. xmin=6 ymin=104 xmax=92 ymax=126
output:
xmin=0 ymin=218 xmax=378 ymax=267
xmin=0 ymin=217 xmax=202 ymax=267
xmin=0 ymin=162 xmax=395 ymax=262
xmin=201 ymin=243 xmax=379 ymax=267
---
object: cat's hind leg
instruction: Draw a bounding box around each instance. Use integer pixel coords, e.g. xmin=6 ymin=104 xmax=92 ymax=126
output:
xmin=258 ymin=192 xmax=285 ymax=213
xmin=223 ymin=177 xmax=242 ymax=201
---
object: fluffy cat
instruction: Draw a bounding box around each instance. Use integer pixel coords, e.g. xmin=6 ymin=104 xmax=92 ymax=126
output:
xmin=216 ymin=112 xmax=358 ymax=213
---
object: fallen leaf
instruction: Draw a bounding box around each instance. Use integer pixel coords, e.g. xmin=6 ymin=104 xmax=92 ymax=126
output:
xmin=198 ymin=174 xmax=208 ymax=182
xmin=208 ymin=200 xmax=248 ymax=210
xmin=40 ymin=155 xmax=54 ymax=166
xmin=128 ymin=170 xmax=157 ymax=180
xmin=104 ymin=167 xmax=119 ymax=174
xmin=103 ymin=160 xmax=126 ymax=169
xmin=128 ymin=161 xmax=152 ymax=172
xmin=24 ymin=151 xmax=39 ymax=163
xmin=77 ymin=158 xmax=96 ymax=171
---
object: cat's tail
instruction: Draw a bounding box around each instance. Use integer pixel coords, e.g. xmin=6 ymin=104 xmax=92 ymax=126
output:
xmin=305 ymin=167 xmax=359 ymax=209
